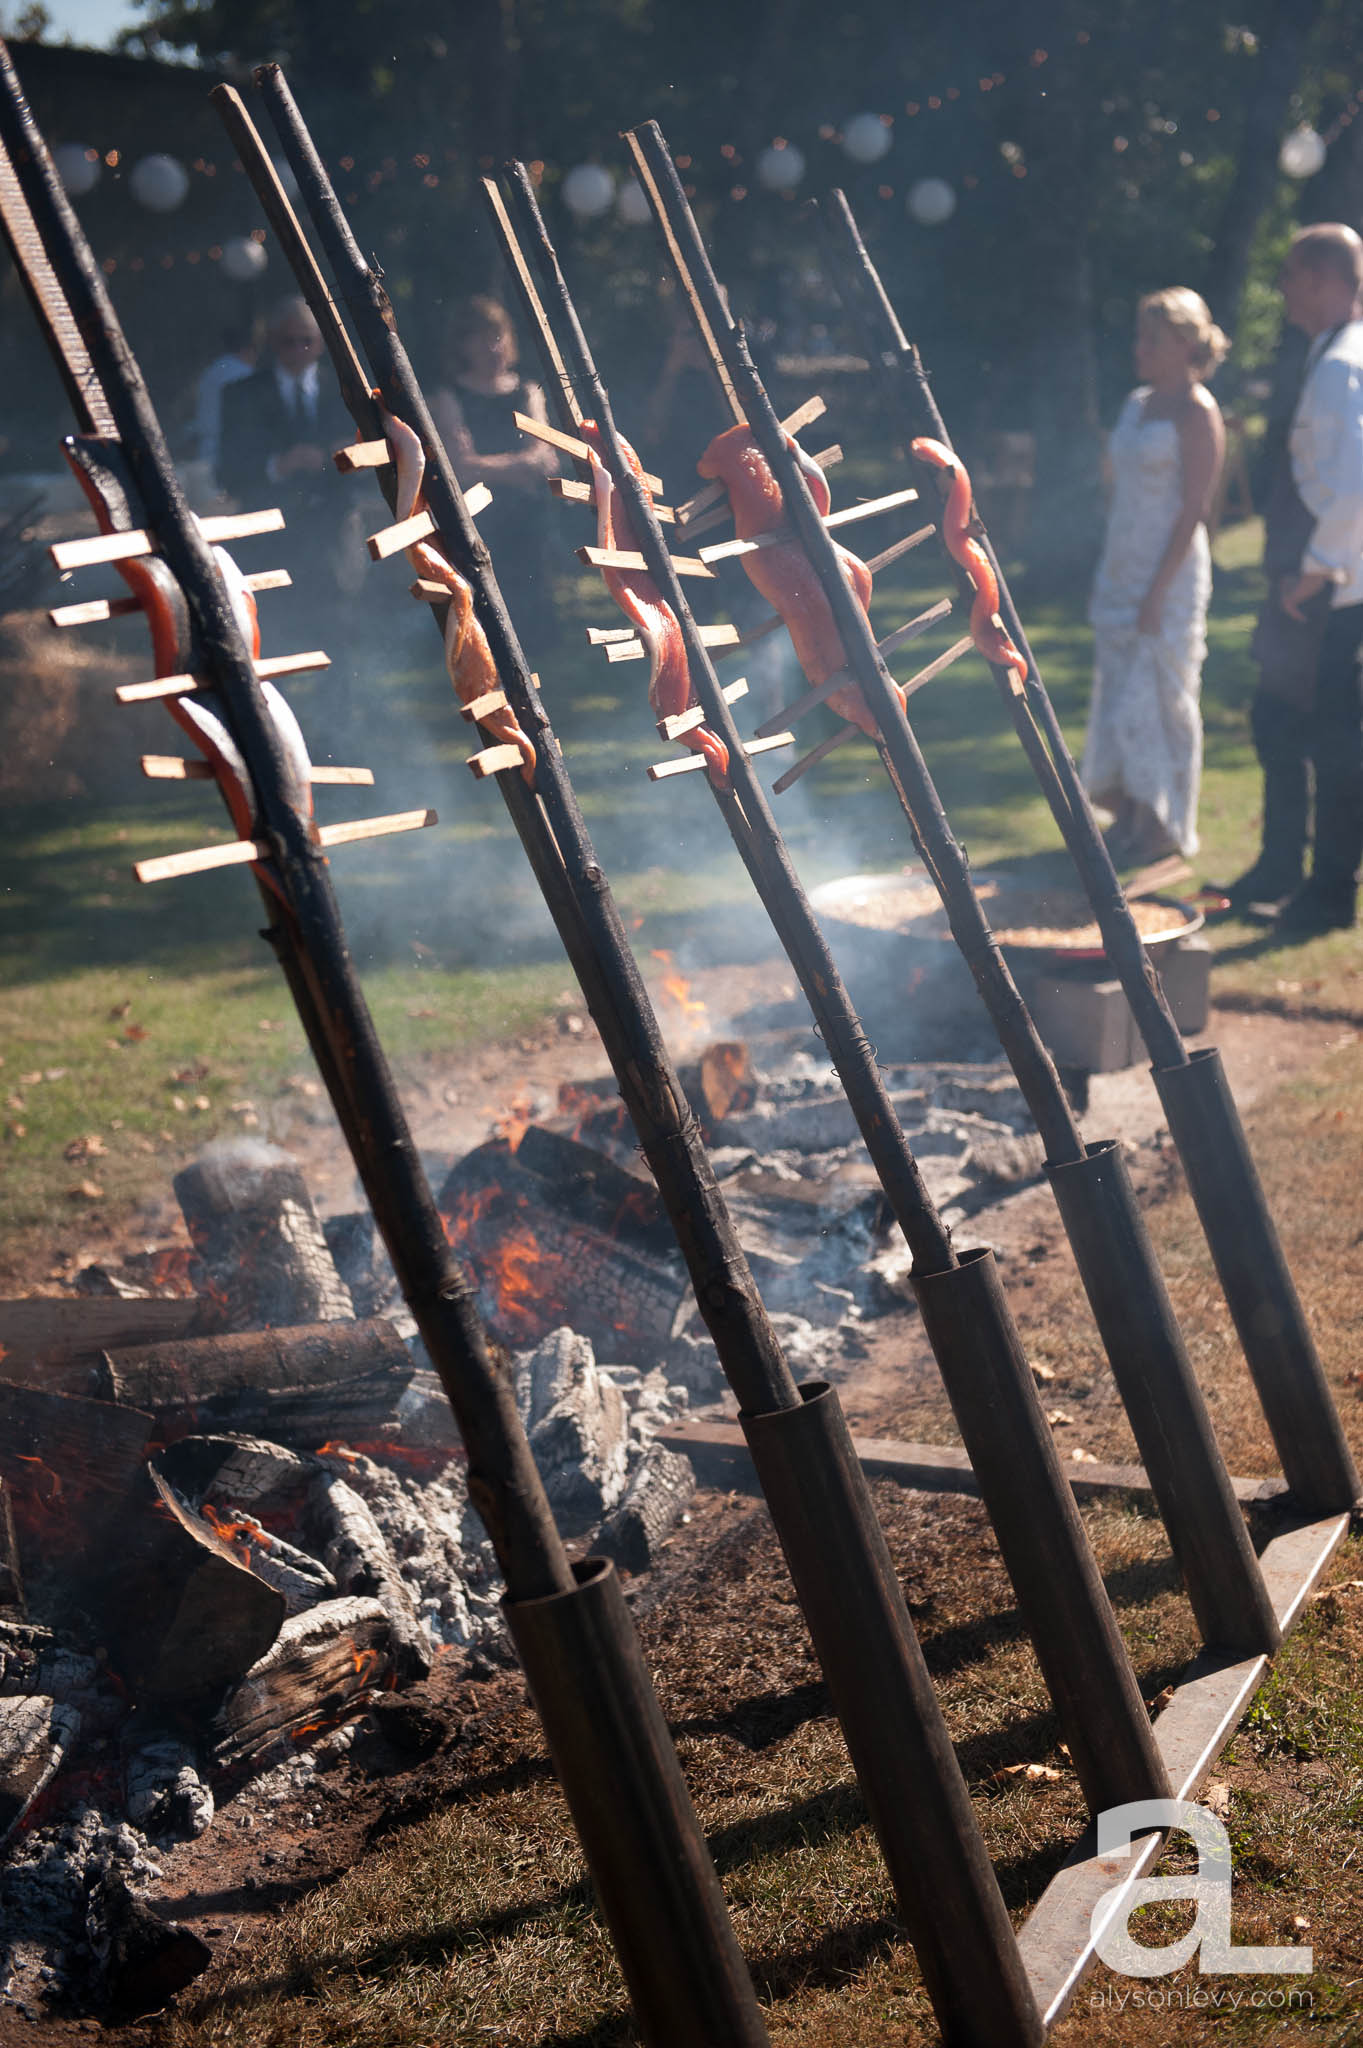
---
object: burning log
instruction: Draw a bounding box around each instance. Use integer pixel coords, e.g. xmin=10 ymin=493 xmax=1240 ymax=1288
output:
xmin=97 ymin=1318 xmax=413 ymax=1448
xmin=152 ymin=1433 xmax=314 ymax=1522
xmin=439 ymin=1142 xmax=686 ymax=1357
xmin=0 ymin=1475 xmax=23 ymax=1619
xmin=103 ymin=1464 xmax=285 ymax=1705
xmin=309 ymin=1473 xmax=431 ymax=1681
xmin=0 ymin=1379 xmax=152 ymax=1578
xmin=0 ymin=1694 xmax=79 ymax=1845
xmin=208 ymin=1594 xmax=392 ymax=1767
xmin=173 ymin=1141 xmax=353 ymax=1332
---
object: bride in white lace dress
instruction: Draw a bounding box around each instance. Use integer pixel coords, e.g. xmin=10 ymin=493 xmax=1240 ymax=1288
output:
xmin=1082 ymin=289 xmax=1227 ymax=862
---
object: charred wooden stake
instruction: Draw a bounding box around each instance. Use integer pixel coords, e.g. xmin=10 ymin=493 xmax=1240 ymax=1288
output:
xmin=815 ymin=186 xmax=1359 ymax=1520
xmin=0 ymin=65 xmax=771 ymax=2048
xmin=237 ymin=76 xmax=1040 ymax=2047
xmin=491 ymin=151 xmax=1172 ymax=1861
xmin=627 ymin=123 xmax=1288 ymax=1657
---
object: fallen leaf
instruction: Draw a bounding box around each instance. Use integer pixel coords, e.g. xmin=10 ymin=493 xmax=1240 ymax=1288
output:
xmin=44 ymin=1068 xmax=67 ymax=1082
xmin=19 ymin=1070 xmax=42 ymax=1086
xmin=110 ymin=1118 xmax=123 ymax=1130
xmin=991 ymin=1762 xmax=1063 ymax=1785
xmin=6 ymin=1095 xmax=24 ymax=1113
xmin=170 ymin=1095 xmax=187 ymax=1113
xmin=170 ymin=1061 xmax=210 ymax=1084
xmin=1069 ymin=1446 xmax=1099 ymax=1464
xmin=407 ymin=1007 xmax=437 ymax=1020
xmin=1045 ymin=1407 xmax=1074 ymax=1426
xmin=5 ymin=1123 xmax=26 ymax=1140
xmin=1293 ymin=1916 xmax=1310 ymax=1933
xmin=257 ymin=1018 xmax=284 ymax=1032
xmin=1031 ymin=1361 xmax=1056 ymax=1383
xmin=1148 ymin=1686 xmax=1176 ymax=1713
xmin=192 ymin=1095 xmax=211 ymax=1112
xmin=1202 ymin=1780 xmax=1231 ymax=1817
xmin=63 ymin=1135 xmax=107 ymax=1162
xmin=123 ymin=1024 xmax=149 ymax=1042
xmin=108 ymin=1000 xmax=132 ymax=1020
xmin=67 ymin=1180 xmax=104 ymax=1201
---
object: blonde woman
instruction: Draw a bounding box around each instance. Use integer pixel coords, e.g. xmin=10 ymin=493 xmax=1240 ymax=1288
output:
xmin=1082 ymin=288 xmax=1227 ymax=863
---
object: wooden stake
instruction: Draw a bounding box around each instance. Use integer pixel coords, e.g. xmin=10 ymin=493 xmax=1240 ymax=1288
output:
xmin=133 ymin=807 xmax=436 ymax=883
xmin=482 ymin=176 xmax=585 ymax=430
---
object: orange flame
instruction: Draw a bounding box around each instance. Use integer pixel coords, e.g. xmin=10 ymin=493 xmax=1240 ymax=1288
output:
xmin=491 ymin=1090 xmax=534 ymax=1152
xmin=651 ymin=949 xmax=708 ymax=1033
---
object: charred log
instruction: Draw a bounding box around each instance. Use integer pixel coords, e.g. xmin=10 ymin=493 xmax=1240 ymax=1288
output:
xmin=208 ymin=1595 xmax=393 ymax=1767
xmin=101 ymin=1465 xmax=285 ymax=1705
xmin=98 ymin=1318 xmax=412 ymax=1448
xmin=0 ymin=1475 xmax=23 ymax=1619
xmin=173 ymin=1141 xmax=353 ymax=1332
xmin=0 ymin=1298 xmax=203 ymax=1396
xmin=0 ymin=1692 xmax=79 ymax=1844
xmin=0 ymin=1380 xmax=153 ymax=1580
xmin=309 ymin=1472 xmax=431 ymax=1682
xmin=85 ymin=1868 xmax=212 ymax=2018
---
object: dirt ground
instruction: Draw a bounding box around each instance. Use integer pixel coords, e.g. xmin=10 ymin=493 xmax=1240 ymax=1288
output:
xmin=4 ymin=969 xmax=1362 ymax=2048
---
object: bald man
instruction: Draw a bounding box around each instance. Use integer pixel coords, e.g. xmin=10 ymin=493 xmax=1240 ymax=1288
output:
xmin=1233 ymin=225 xmax=1363 ymax=930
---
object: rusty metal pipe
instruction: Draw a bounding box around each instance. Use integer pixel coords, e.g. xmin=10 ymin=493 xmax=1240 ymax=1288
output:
xmin=1046 ymin=1140 xmax=1280 ymax=1651
xmin=912 ymin=1250 xmax=1170 ymax=1817
xmin=1153 ymin=1049 xmax=1360 ymax=1512
xmin=505 ymin=1559 xmax=771 ymax=2048
xmin=742 ymin=1383 xmax=1043 ymax=2048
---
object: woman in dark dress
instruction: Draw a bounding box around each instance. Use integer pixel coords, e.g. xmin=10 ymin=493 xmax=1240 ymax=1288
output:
xmin=430 ymin=297 xmax=560 ymax=651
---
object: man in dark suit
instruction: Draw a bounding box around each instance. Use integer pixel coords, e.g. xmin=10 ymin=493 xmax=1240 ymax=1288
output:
xmin=218 ymin=296 xmax=364 ymax=741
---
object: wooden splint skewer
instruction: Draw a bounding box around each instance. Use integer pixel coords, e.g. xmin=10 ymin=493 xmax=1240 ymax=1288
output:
xmin=333 ymin=437 xmax=391 ymax=472
xmin=133 ymin=807 xmax=436 ymax=883
xmin=698 ymin=484 xmax=919 ymax=565
xmin=551 ymin=474 xmax=677 ymax=524
xmin=117 ymin=649 xmax=330 ymax=703
xmin=515 ymin=411 xmax=664 ymax=494
xmin=459 ymin=688 xmax=509 ymax=724
xmin=141 ymin=755 xmax=373 ymax=785
xmin=658 ymin=677 xmax=748 ymax=739
xmin=576 ymin=543 xmax=715 ymax=579
xmin=606 ymin=620 xmax=740 ymax=664
xmin=468 ymin=742 xmax=526 ymax=779
xmin=753 ymin=599 xmax=954 ymax=738
xmin=51 ymin=506 xmax=285 ymax=572
xmin=647 ymin=729 xmax=791 ymax=781
xmin=771 ymin=724 xmax=861 ymax=794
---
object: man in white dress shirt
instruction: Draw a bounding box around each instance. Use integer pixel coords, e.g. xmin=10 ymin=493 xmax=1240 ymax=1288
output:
xmin=1272 ymin=225 xmax=1363 ymax=933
